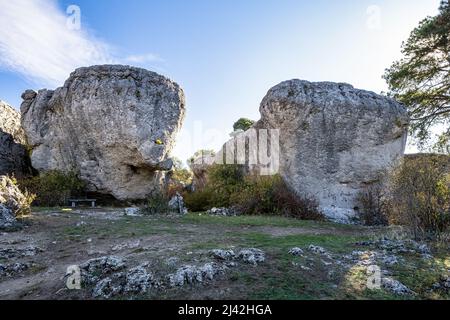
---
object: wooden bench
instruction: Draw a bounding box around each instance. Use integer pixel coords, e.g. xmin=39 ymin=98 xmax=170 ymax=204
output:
xmin=69 ymin=199 xmax=97 ymax=208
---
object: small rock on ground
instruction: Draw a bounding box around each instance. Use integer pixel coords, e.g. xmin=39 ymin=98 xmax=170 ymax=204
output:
xmin=237 ymin=248 xmax=265 ymax=265
xmin=288 ymin=247 xmax=304 ymax=256
xmin=210 ymin=249 xmax=236 ymax=261
xmin=168 ymin=262 xmax=226 ymax=287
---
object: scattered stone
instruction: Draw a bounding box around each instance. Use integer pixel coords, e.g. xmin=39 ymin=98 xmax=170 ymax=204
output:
xmin=87 ymin=250 xmax=107 ymax=256
xmin=321 ymin=260 xmax=333 ymax=266
xmin=0 ymin=245 xmax=43 ymax=259
xmin=124 ymin=264 xmax=158 ymax=294
xmin=421 ymin=253 xmax=433 ymax=260
xmin=288 ymin=247 xmax=304 ymax=256
xmin=168 ymin=192 xmax=188 ymax=215
xmin=111 ymin=240 xmax=141 ymax=252
xmin=165 ymin=257 xmax=179 ymax=268
xmin=92 ymin=277 xmax=122 ymax=299
xmin=0 ymin=204 xmax=18 ymax=231
xmin=442 ymin=276 xmax=450 ymax=289
xmin=382 ymin=277 xmax=414 ymax=295
xmin=307 ymin=245 xmax=327 ymax=255
xmin=344 ymin=250 xmax=401 ymax=267
xmin=206 ymin=207 xmax=239 ymax=217
xmin=381 ymin=255 xmax=400 ymax=266
xmin=79 ymin=256 xmax=157 ymax=298
xmin=210 ymin=249 xmax=236 ymax=261
xmin=21 ymin=65 xmax=186 ymax=200
xmin=300 ymin=265 xmax=311 ymax=271
xmin=76 ymin=221 xmax=87 ymax=227
xmin=0 ymin=262 xmax=30 ymax=277
xmin=225 ymin=261 xmax=238 ymax=268
xmin=237 ymin=248 xmax=265 ymax=265
xmin=307 ymin=245 xmax=333 ymax=260
xmin=124 ymin=207 xmax=143 ymax=217
xmin=80 ymin=256 xmax=126 ymax=285
xmin=432 ymin=275 xmax=450 ymax=291
xmin=356 ymin=238 xmax=433 ymax=258
xmin=168 ymin=262 xmax=226 ymax=287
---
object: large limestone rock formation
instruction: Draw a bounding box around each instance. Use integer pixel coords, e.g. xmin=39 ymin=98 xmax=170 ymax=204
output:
xmin=0 ymin=101 xmax=31 ymax=177
xmin=21 ymin=65 xmax=185 ymax=200
xmin=259 ymin=80 xmax=409 ymax=222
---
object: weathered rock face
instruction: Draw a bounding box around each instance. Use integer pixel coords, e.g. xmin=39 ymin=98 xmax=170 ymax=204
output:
xmin=0 ymin=101 xmax=31 ymax=177
xmin=259 ymin=80 xmax=409 ymax=222
xmin=21 ymin=65 xmax=185 ymax=200
xmin=0 ymin=175 xmax=30 ymax=231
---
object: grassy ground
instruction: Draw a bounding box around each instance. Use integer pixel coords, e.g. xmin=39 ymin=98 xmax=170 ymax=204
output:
xmin=0 ymin=208 xmax=449 ymax=300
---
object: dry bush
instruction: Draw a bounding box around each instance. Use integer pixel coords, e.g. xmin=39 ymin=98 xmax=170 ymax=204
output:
xmin=387 ymin=154 xmax=450 ymax=240
xmin=144 ymin=190 xmax=171 ymax=215
xmin=269 ymin=178 xmax=324 ymax=220
xmin=182 ymin=163 xmax=324 ymax=220
xmin=18 ymin=171 xmax=85 ymax=207
xmin=183 ymin=188 xmax=215 ymax=212
xmin=356 ymin=184 xmax=389 ymax=226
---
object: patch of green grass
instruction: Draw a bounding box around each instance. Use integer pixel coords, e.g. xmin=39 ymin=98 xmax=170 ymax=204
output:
xmin=31 ymin=206 xmax=63 ymax=212
xmin=388 ymin=255 xmax=450 ymax=299
xmin=235 ymin=232 xmax=368 ymax=252
xmin=57 ymin=216 xmax=180 ymax=241
xmin=181 ymin=213 xmax=353 ymax=229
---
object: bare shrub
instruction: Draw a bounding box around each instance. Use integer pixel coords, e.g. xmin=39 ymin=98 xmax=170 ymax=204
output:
xmin=182 ymin=164 xmax=324 ymax=221
xmin=231 ymin=174 xmax=324 ymax=221
xmin=356 ymin=184 xmax=389 ymax=226
xmin=388 ymin=154 xmax=450 ymax=240
xmin=18 ymin=171 xmax=85 ymax=207
xmin=144 ymin=191 xmax=171 ymax=215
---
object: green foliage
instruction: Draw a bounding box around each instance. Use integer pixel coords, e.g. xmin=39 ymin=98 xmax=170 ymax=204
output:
xmin=384 ymin=1 xmax=450 ymax=147
xmin=231 ymin=175 xmax=324 ymax=220
xmin=182 ymin=164 xmax=243 ymax=210
xmin=18 ymin=171 xmax=85 ymax=207
xmin=206 ymin=164 xmax=246 ymax=207
xmin=171 ymin=168 xmax=193 ymax=186
xmin=388 ymin=155 xmax=450 ymax=240
xmin=144 ymin=191 xmax=171 ymax=215
xmin=183 ymin=188 xmax=215 ymax=212
xmin=170 ymin=157 xmax=193 ymax=186
xmin=233 ymin=118 xmax=255 ymax=132
xmin=183 ymin=164 xmax=324 ymax=221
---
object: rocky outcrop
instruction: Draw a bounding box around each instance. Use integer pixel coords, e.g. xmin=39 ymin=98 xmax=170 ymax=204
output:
xmin=0 ymin=175 xmax=32 ymax=231
xmin=21 ymin=65 xmax=185 ymax=200
xmin=168 ymin=192 xmax=188 ymax=214
xmin=259 ymin=80 xmax=409 ymax=222
xmin=0 ymin=101 xmax=31 ymax=177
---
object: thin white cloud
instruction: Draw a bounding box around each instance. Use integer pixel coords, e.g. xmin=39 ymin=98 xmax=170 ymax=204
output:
xmin=124 ymin=53 xmax=163 ymax=64
xmin=0 ymin=0 xmax=160 ymax=89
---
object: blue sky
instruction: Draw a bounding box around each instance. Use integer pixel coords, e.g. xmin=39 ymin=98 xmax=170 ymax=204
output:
xmin=0 ymin=0 xmax=442 ymax=161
